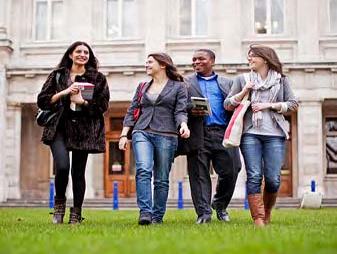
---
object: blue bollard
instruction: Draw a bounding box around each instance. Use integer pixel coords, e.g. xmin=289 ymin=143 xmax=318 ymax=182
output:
xmin=311 ymin=180 xmax=316 ymax=192
xmin=244 ymin=181 xmax=249 ymax=210
xmin=113 ymin=181 xmax=119 ymax=210
xmin=177 ymin=181 xmax=184 ymax=209
xmin=49 ymin=178 xmax=55 ymax=209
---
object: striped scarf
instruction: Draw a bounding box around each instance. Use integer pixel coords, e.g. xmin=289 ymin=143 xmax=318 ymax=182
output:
xmin=250 ymin=70 xmax=281 ymax=128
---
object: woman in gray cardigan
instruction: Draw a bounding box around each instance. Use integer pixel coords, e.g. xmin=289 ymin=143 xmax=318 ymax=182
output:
xmin=119 ymin=53 xmax=190 ymax=225
xmin=224 ymin=45 xmax=298 ymax=226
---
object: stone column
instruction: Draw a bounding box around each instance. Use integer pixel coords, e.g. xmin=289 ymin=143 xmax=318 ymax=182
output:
xmin=297 ymin=101 xmax=324 ymax=197
xmin=0 ymin=68 xmax=8 ymax=202
xmin=0 ymin=0 xmax=12 ymax=202
xmin=5 ymin=104 xmax=22 ymax=199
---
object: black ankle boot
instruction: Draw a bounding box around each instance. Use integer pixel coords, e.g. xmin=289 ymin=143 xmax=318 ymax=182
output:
xmin=52 ymin=197 xmax=66 ymax=224
xmin=69 ymin=207 xmax=84 ymax=224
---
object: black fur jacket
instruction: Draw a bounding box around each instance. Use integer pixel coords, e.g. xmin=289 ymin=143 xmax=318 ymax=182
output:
xmin=37 ymin=67 xmax=110 ymax=153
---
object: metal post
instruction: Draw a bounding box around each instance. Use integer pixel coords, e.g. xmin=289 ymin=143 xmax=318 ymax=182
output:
xmin=244 ymin=181 xmax=249 ymax=210
xmin=311 ymin=180 xmax=316 ymax=192
xmin=113 ymin=181 xmax=119 ymax=210
xmin=49 ymin=178 xmax=55 ymax=209
xmin=177 ymin=181 xmax=184 ymax=209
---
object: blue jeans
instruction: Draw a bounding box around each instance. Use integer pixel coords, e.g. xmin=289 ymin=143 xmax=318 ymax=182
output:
xmin=240 ymin=134 xmax=285 ymax=195
xmin=132 ymin=131 xmax=178 ymax=221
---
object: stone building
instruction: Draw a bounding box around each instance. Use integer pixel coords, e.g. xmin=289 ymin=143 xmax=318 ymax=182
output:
xmin=0 ymin=0 xmax=336 ymax=203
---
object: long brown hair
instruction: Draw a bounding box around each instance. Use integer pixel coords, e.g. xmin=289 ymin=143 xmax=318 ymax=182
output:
xmin=147 ymin=53 xmax=184 ymax=82
xmin=248 ymin=44 xmax=284 ymax=76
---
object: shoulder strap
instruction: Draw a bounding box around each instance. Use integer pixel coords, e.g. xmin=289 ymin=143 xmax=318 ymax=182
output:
xmin=136 ymin=82 xmax=147 ymax=103
xmin=55 ymin=72 xmax=64 ymax=106
xmin=56 ymin=72 xmax=61 ymax=85
xmin=242 ymin=73 xmax=250 ymax=102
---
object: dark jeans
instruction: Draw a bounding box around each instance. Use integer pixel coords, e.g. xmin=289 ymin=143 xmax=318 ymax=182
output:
xmin=187 ymin=126 xmax=241 ymax=217
xmin=240 ymin=133 xmax=285 ymax=195
xmin=50 ymin=132 xmax=88 ymax=208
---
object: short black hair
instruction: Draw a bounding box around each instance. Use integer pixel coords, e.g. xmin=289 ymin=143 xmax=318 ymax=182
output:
xmin=195 ymin=49 xmax=216 ymax=61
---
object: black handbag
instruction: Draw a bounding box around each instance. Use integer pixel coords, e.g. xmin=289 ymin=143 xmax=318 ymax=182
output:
xmin=36 ymin=109 xmax=58 ymax=126
xmin=36 ymin=72 xmax=61 ymax=127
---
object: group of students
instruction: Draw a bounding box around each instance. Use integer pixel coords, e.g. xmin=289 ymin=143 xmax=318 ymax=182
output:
xmin=37 ymin=41 xmax=298 ymax=226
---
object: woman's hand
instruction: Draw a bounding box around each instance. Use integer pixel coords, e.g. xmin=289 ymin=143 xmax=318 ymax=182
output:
xmin=179 ymin=122 xmax=190 ymax=139
xmin=243 ymin=81 xmax=254 ymax=94
xmin=251 ymin=102 xmax=271 ymax=112
xmin=118 ymin=136 xmax=128 ymax=150
xmin=70 ymin=90 xmax=85 ymax=104
xmin=65 ymin=82 xmax=80 ymax=96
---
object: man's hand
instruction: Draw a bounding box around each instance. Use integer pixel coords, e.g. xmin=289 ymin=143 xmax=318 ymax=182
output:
xmin=191 ymin=108 xmax=208 ymax=116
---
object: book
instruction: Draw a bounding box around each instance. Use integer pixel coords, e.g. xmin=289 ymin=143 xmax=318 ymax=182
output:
xmin=70 ymin=83 xmax=95 ymax=111
xmin=78 ymin=83 xmax=95 ymax=100
xmin=191 ymin=96 xmax=212 ymax=115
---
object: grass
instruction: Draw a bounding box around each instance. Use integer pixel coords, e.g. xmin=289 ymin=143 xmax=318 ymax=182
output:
xmin=0 ymin=208 xmax=337 ymax=254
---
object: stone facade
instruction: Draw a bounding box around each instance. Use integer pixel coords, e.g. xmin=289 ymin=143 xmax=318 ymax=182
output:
xmin=0 ymin=0 xmax=337 ymax=202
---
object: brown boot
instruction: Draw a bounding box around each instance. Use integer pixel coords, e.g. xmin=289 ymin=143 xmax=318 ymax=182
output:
xmin=69 ymin=207 xmax=84 ymax=224
xmin=248 ymin=194 xmax=265 ymax=227
xmin=52 ymin=197 xmax=66 ymax=224
xmin=263 ymin=190 xmax=278 ymax=224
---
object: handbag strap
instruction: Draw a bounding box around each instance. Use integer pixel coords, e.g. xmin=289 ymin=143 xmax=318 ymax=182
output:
xmin=242 ymin=73 xmax=251 ymax=103
xmin=136 ymin=82 xmax=147 ymax=104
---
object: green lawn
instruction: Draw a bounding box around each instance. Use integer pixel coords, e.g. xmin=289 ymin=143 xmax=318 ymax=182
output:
xmin=0 ymin=208 xmax=336 ymax=254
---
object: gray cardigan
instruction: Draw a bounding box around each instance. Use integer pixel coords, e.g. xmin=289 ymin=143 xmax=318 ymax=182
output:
xmin=224 ymin=74 xmax=298 ymax=139
xmin=123 ymin=79 xmax=188 ymax=134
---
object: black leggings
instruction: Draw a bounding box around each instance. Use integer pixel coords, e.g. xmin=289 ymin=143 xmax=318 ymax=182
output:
xmin=50 ymin=132 xmax=88 ymax=208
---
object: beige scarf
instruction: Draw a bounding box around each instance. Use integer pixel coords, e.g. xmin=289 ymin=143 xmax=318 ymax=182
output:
xmin=249 ymin=70 xmax=281 ymax=128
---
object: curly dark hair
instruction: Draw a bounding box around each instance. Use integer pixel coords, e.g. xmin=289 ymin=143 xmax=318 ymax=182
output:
xmin=147 ymin=53 xmax=184 ymax=82
xmin=57 ymin=41 xmax=98 ymax=70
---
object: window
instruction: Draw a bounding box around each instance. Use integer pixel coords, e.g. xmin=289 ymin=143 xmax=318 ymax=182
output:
xmin=33 ymin=0 xmax=64 ymax=41
xmin=179 ymin=0 xmax=209 ymax=36
xmin=106 ymin=0 xmax=138 ymax=38
xmin=254 ymin=0 xmax=284 ymax=34
xmin=330 ymin=0 xmax=337 ymax=33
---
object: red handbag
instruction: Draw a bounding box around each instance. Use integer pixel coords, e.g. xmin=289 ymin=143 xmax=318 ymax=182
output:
xmin=133 ymin=82 xmax=147 ymax=121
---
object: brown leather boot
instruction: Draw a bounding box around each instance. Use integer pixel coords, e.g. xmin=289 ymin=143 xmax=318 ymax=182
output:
xmin=52 ymin=197 xmax=66 ymax=224
xmin=263 ymin=190 xmax=278 ymax=224
xmin=248 ymin=194 xmax=265 ymax=227
xmin=69 ymin=207 xmax=84 ymax=224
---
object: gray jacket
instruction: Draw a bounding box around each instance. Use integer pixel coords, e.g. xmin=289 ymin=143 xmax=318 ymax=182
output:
xmin=224 ymin=74 xmax=298 ymax=139
xmin=176 ymin=73 xmax=235 ymax=155
xmin=123 ymin=79 xmax=188 ymax=134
